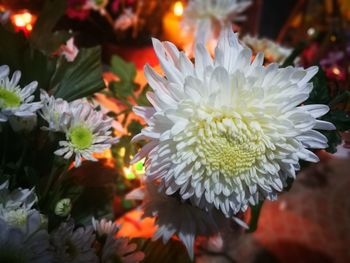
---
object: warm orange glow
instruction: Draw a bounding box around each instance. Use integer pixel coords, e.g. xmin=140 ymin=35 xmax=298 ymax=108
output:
xmin=173 ymin=1 xmax=184 ymax=17
xmin=13 ymin=12 xmax=33 ymax=27
xmin=332 ymin=67 xmax=341 ymax=76
xmin=116 ymin=209 xmax=156 ymax=238
xmin=11 ymin=11 xmax=36 ymax=35
xmin=93 ymin=149 xmax=114 ymax=168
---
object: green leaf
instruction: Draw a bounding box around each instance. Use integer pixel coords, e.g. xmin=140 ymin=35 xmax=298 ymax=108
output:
xmin=51 ymin=47 xmax=104 ymax=101
xmin=132 ymin=238 xmax=192 ymax=263
xmin=0 ymin=25 xmax=56 ymax=91
xmin=321 ymin=130 xmax=342 ymax=153
xmin=110 ymin=55 xmax=136 ymax=82
xmin=322 ymin=110 xmax=350 ymax=132
xmin=110 ymin=81 xmax=138 ymax=99
xmin=127 ymin=120 xmax=143 ymax=135
xmin=29 ymin=0 xmax=68 ymax=54
xmin=305 ymin=67 xmax=330 ymax=105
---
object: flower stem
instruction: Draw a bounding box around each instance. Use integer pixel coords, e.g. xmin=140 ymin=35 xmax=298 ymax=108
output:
xmin=246 ymin=200 xmax=264 ymax=233
xmin=11 ymin=139 xmax=29 ymax=188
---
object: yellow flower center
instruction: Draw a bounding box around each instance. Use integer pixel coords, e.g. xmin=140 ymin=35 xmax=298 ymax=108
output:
xmin=196 ymin=116 xmax=266 ymax=177
xmin=0 ymin=87 xmax=21 ymax=108
xmin=69 ymin=126 xmax=93 ymax=150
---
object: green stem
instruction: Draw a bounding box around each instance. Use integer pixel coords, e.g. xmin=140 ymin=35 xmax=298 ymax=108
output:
xmin=42 ymin=164 xmax=59 ymax=200
xmin=53 ymin=159 xmax=72 ymax=191
xmin=246 ymin=201 xmax=264 ymax=233
xmin=11 ymin=140 xmax=28 ymax=188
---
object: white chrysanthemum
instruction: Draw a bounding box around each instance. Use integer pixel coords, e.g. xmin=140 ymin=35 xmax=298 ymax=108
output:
xmin=127 ymin=182 xmax=245 ymax=259
xmin=242 ymin=35 xmax=292 ymax=64
xmin=132 ymin=28 xmax=335 ymax=218
xmin=0 ymin=182 xmax=51 ymax=262
xmin=183 ymin=0 xmax=252 ymax=45
xmin=0 ymin=65 xmax=42 ymax=123
xmin=0 ymin=213 xmax=53 ymax=263
xmin=40 ymin=90 xmax=71 ymax=132
xmin=51 ymin=221 xmax=98 ymax=263
xmin=0 ymin=181 xmax=38 ymax=229
xmin=53 ymin=100 xmax=119 ymax=167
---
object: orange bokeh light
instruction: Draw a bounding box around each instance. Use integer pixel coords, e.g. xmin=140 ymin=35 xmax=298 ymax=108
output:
xmin=173 ymin=1 xmax=184 ymax=17
xmin=11 ymin=11 xmax=36 ymax=35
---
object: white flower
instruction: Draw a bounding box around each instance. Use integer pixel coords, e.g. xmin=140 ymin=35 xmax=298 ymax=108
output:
xmin=0 ymin=65 xmax=42 ymax=123
xmin=60 ymin=38 xmax=79 ymax=62
xmin=183 ymin=0 xmax=252 ymax=45
xmin=242 ymin=35 xmax=293 ymax=64
xmin=51 ymin=221 xmax=98 ymax=263
xmin=40 ymin=90 xmax=71 ymax=132
xmin=92 ymin=217 xmax=119 ymax=238
xmin=0 ymin=181 xmax=38 ymax=229
xmin=55 ymin=198 xmax=72 ymax=217
xmin=132 ymin=27 xmax=335 ymax=218
xmin=0 ymin=213 xmax=52 ymax=263
xmin=53 ymin=100 xmax=119 ymax=167
xmin=0 ymin=182 xmax=52 ymax=262
xmin=127 ymin=182 xmax=240 ymax=259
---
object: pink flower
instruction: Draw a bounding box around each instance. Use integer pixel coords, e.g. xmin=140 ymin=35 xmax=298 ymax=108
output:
xmin=66 ymin=0 xmax=90 ymax=20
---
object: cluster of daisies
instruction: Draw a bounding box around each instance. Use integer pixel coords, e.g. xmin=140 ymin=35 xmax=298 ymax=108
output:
xmin=0 ymin=181 xmax=144 ymax=263
xmin=130 ymin=24 xmax=334 ymax=258
xmin=0 ymin=64 xmax=118 ymax=167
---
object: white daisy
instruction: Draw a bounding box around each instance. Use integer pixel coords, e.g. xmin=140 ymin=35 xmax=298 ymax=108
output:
xmin=40 ymin=90 xmax=71 ymax=132
xmin=126 ymin=182 xmax=245 ymax=259
xmin=132 ymin=27 xmax=335 ymax=218
xmin=0 ymin=180 xmax=38 ymax=230
xmin=51 ymin=221 xmax=98 ymax=263
xmin=242 ymin=35 xmax=292 ymax=64
xmin=0 ymin=182 xmax=52 ymax=262
xmin=53 ymin=100 xmax=119 ymax=167
xmin=0 ymin=213 xmax=52 ymax=263
xmin=0 ymin=65 xmax=41 ymax=123
xmin=183 ymin=0 xmax=252 ymax=46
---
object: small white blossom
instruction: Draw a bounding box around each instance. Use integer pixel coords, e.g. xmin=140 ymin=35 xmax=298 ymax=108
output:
xmin=183 ymin=0 xmax=252 ymax=46
xmin=53 ymin=100 xmax=119 ymax=167
xmin=242 ymin=35 xmax=293 ymax=64
xmin=0 ymin=182 xmax=52 ymax=262
xmin=40 ymin=90 xmax=71 ymax=132
xmin=0 ymin=65 xmax=42 ymax=123
xmin=0 ymin=180 xmax=37 ymax=229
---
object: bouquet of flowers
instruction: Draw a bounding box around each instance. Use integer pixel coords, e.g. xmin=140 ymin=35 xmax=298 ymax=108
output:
xmin=0 ymin=0 xmax=349 ymax=262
